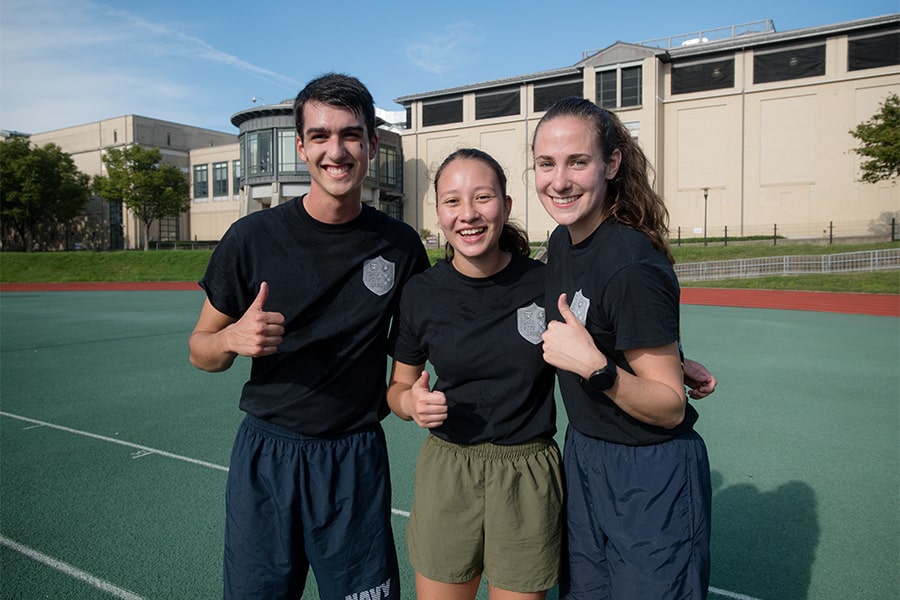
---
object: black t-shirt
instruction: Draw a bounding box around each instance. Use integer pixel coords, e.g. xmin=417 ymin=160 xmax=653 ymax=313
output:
xmin=545 ymin=221 xmax=698 ymax=445
xmin=388 ymin=253 xmax=556 ymax=445
xmin=199 ymin=197 xmax=430 ymax=436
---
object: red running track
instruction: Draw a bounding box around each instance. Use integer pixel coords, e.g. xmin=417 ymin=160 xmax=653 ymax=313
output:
xmin=680 ymin=288 xmax=899 ymax=317
xmin=1 ymin=282 xmax=897 ymax=317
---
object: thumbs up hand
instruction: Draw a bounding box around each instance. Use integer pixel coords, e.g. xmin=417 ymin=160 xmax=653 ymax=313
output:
xmin=405 ymin=370 xmax=449 ymax=429
xmin=541 ymin=293 xmax=604 ymax=379
xmin=228 ymin=282 xmax=286 ymax=357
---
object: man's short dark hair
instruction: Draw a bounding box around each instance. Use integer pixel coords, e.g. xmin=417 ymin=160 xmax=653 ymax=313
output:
xmin=293 ymin=73 xmax=376 ymax=142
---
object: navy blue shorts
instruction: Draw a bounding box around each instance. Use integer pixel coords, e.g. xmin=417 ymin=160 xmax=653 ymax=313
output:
xmin=223 ymin=415 xmax=400 ymax=600
xmin=561 ymin=425 xmax=711 ymax=600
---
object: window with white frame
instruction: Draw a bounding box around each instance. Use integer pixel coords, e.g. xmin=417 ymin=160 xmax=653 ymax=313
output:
xmin=213 ymin=162 xmax=229 ymax=199
xmin=232 ymin=159 xmax=241 ymax=198
xmin=246 ymin=130 xmax=273 ymax=176
xmin=278 ymin=129 xmax=303 ymax=173
xmin=193 ymin=164 xmax=208 ymax=201
xmin=620 ymin=66 xmax=642 ymax=107
xmin=595 ymin=65 xmax=642 ymax=109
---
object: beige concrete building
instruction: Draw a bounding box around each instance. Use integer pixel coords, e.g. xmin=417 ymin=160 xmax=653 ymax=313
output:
xmin=20 ymin=14 xmax=898 ymax=250
xmin=187 ymin=142 xmax=241 ymax=242
xmin=27 ymin=115 xmax=236 ymax=249
xmin=395 ymin=15 xmax=900 ymax=244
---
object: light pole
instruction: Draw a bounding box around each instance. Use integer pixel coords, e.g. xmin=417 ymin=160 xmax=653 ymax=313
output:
xmin=251 ymin=96 xmax=266 ymax=105
xmin=702 ymin=187 xmax=709 ymax=247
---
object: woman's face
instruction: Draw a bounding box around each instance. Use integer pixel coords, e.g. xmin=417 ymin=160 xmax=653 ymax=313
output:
xmin=435 ymin=158 xmax=511 ymax=275
xmin=533 ymin=115 xmax=620 ymax=244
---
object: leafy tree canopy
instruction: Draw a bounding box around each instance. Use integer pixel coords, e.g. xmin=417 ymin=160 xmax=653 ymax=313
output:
xmin=850 ymin=92 xmax=900 ymax=184
xmin=0 ymin=136 xmax=91 ymax=251
xmin=93 ymin=145 xmax=190 ymax=250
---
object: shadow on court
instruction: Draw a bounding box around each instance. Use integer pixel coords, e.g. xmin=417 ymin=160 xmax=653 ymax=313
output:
xmin=710 ymin=472 xmax=819 ymax=598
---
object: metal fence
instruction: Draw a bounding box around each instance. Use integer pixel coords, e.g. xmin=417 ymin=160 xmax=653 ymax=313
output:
xmin=675 ymin=249 xmax=900 ymax=281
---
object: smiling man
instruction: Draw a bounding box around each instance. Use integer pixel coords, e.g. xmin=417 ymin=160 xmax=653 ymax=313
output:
xmin=188 ymin=73 xmax=429 ymax=600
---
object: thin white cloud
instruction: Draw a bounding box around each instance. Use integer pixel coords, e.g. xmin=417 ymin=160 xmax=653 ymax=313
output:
xmin=0 ymin=0 xmax=299 ymax=132
xmin=404 ymin=22 xmax=486 ymax=75
xmin=99 ymin=6 xmax=302 ymax=90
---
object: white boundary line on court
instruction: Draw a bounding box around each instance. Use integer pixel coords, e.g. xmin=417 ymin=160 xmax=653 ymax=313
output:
xmin=2 ymin=411 xmax=412 ymax=521
xmin=0 ymin=534 xmax=146 ymax=600
xmin=1 ymin=411 xmax=228 ymax=472
xmin=708 ymin=587 xmax=763 ymax=600
xmin=2 ymin=410 xmax=760 ymax=600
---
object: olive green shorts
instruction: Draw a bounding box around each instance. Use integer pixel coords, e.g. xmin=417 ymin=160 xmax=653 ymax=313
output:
xmin=406 ymin=434 xmax=563 ymax=593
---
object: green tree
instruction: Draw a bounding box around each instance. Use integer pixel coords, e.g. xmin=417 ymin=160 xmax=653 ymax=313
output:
xmin=0 ymin=137 xmax=91 ymax=251
xmin=93 ymin=145 xmax=190 ymax=250
xmin=850 ymin=92 xmax=900 ymax=184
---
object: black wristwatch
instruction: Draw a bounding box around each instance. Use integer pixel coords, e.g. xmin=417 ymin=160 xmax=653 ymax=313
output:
xmin=587 ymin=357 xmax=618 ymax=391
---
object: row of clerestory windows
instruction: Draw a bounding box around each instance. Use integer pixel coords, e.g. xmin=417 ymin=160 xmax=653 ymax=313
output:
xmin=411 ymin=26 xmax=899 ymax=127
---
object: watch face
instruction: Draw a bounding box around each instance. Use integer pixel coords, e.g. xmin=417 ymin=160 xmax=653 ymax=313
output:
xmin=589 ymin=362 xmax=617 ymax=391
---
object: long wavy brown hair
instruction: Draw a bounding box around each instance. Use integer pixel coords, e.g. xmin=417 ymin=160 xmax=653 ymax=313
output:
xmin=532 ymin=97 xmax=674 ymax=264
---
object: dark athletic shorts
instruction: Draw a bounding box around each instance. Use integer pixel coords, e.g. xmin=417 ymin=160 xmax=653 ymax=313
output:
xmin=407 ymin=434 xmax=563 ymax=592
xmin=223 ymin=414 xmax=400 ymax=600
xmin=561 ymin=425 xmax=711 ymax=600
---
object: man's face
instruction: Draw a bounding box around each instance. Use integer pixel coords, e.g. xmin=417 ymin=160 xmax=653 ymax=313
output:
xmin=296 ymin=101 xmax=377 ymax=202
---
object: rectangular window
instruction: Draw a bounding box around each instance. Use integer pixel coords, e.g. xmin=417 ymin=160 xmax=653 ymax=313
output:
xmin=193 ymin=164 xmax=208 ymax=201
xmin=278 ymin=129 xmax=303 ymax=173
xmin=596 ymin=66 xmax=642 ymax=109
xmin=158 ymin=217 xmax=178 ymax=241
xmin=379 ymin=146 xmax=399 ymax=187
xmin=534 ymin=77 xmax=583 ymax=112
xmin=596 ymin=70 xmax=617 ymax=109
xmin=848 ymin=30 xmax=900 ymax=71
xmin=383 ymin=202 xmax=403 ymax=221
xmin=754 ymin=44 xmax=826 ymax=83
xmin=405 ymin=105 xmax=412 ymax=129
xmin=621 ymin=66 xmax=642 ymax=107
xmin=213 ymin=162 xmax=229 ymax=199
xmin=671 ymin=57 xmax=734 ymax=95
xmin=422 ymin=97 xmax=463 ymax=127
xmin=232 ymin=159 xmax=241 ymax=198
xmin=247 ymin=130 xmax=273 ymax=176
xmin=475 ymin=88 xmax=520 ymax=120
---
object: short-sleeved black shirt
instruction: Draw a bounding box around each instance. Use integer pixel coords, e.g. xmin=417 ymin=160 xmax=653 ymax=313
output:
xmin=389 ymin=253 xmax=556 ymax=445
xmin=200 ymin=197 xmax=429 ymax=436
xmin=545 ymin=221 xmax=698 ymax=445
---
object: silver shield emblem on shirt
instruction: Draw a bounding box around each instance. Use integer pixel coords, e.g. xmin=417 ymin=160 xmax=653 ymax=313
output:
xmin=517 ymin=302 xmax=546 ymax=345
xmin=363 ymin=256 xmax=395 ymax=296
xmin=570 ymin=289 xmax=589 ymax=326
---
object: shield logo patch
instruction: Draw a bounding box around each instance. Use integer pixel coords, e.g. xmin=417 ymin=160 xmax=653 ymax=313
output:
xmin=363 ymin=256 xmax=395 ymax=296
xmin=570 ymin=289 xmax=590 ymax=326
xmin=517 ymin=302 xmax=546 ymax=345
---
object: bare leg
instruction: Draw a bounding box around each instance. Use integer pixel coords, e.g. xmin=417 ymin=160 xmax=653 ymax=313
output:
xmin=488 ymin=583 xmax=548 ymax=600
xmin=415 ymin=572 xmax=482 ymax=600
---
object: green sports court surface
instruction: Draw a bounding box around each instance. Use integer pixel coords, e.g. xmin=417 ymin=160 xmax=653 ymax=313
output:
xmin=1 ymin=290 xmax=898 ymax=599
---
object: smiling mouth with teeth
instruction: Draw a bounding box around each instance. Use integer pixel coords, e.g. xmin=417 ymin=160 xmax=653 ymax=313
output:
xmin=553 ymin=196 xmax=578 ymax=205
xmin=459 ymin=227 xmax=486 ymax=236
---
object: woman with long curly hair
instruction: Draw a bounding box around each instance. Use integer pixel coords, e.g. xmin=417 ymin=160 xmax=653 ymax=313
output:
xmin=533 ymin=97 xmax=713 ymax=600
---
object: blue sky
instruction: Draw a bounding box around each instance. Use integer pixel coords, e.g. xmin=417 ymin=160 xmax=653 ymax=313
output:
xmin=1 ymin=0 xmax=896 ymax=135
